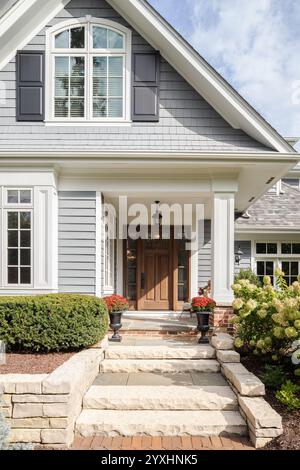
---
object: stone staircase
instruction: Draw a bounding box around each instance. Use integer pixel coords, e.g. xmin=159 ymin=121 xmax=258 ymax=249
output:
xmin=75 ymin=340 xmax=248 ymax=438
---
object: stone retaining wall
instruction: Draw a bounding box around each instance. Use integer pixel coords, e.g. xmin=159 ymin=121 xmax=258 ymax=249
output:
xmin=0 ymin=337 xmax=107 ymax=448
xmin=213 ymin=333 xmax=283 ymax=448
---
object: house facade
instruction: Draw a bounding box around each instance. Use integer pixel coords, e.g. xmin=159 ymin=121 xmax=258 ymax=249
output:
xmin=0 ymin=0 xmax=299 ymax=327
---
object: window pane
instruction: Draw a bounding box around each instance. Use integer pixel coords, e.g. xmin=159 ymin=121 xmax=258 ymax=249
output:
xmin=108 ymin=98 xmax=123 ymax=117
xmin=93 ymin=26 xmax=107 ymax=48
xmin=109 ymin=57 xmax=123 ymax=76
xmin=55 ymin=99 xmax=69 ymax=117
xmin=7 ymin=190 xmax=18 ymax=204
xmin=108 ymin=77 xmax=123 ymax=97
xmin=55 ymin=30 xmax=69 ymax=48
xmin=55 ymin=57 xmax=69 ymax=76
xmin=291 ymin=262 xmax=299 ymax=276
xmin=282 ymin=262 xmax=290 ymax=275
xmin=70 ymin=27 xmax=85 ymax=48
xmin=55 ymin=78 xmax=69 ymax=97
xmin=8 ymin=231 xmax=18 ymax=247
xmin=20 ymin=190 xmax=31 ymax=204
xmin=108 ymin=30 xmax=124 ymax=49
xmin=93 ymin=98 xmax=107 ymax=117
xmin=20 ymin=268 xmax=31 ymax=285
xmin=70 ymin=98 xmax=84 ymax=118
xmin=267 ymin=243 xmax=277 ymax=254
xmin=257 ymin=262 xmax=265 ymax=276
xmin=93 ymin=78 xmax=107 ymax=97
xmin=266 ymin=262 xmax=274 ymax=275
xmin=8 ymin=212 xmax=18 ymax=229
xmin=293 ymin=243 xmax=300 ymax=254
xmin=93 ymin=57 xmax=107 ymax=76
xmin=282 ymin=243 xmax=292 ymax=254
xmin=20 ymin=249 xmax=30 ymax=266
xmin=256 ymin=243 xmax=266 ymax=254
xmin=8 ymin=267 xmax=18 ymax=284
xmin=70 ymin=77 xmax=84 ymax=96
xmin=70 ymin=57 xmax=84 ymax=76
xmin=8 ymin=249 xmax=18 ymax=266
xmin=20 ymin=212 xmax=31 ymax=229
xmin=20 ymin=231 xmax=31 ymax=247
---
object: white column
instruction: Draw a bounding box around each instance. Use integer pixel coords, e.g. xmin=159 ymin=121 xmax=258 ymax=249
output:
xmin=211 ymin=192 xmax=235 ymax=304
xmin=95 ymin=192 xmax=102 ymax=297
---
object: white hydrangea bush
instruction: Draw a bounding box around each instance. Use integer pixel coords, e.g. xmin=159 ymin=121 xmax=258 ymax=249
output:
xmin=231 ymin=270 xmax=300 ymax=360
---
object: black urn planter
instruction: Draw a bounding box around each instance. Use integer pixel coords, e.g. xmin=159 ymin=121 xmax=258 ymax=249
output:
xmin=109 ymin=311 xmax=123 ymax=342
xmin=195 ymin=311 xmax=211 ymax=344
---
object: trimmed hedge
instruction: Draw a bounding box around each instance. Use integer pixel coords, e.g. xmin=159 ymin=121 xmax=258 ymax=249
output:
xmin=0 ymin=294 xmax=109 ymax=353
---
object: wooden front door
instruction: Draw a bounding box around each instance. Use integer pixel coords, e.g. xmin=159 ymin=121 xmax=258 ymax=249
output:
xmin=139 ymin=237 xmax=172 ymax=310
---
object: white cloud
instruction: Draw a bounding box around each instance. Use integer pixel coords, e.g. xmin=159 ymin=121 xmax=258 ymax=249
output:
xmin=188 ymin=0 xmax=300 ymax=143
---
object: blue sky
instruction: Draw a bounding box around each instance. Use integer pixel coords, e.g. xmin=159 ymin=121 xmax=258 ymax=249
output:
xmin=148 ymin=0 xmax=300 ymax=146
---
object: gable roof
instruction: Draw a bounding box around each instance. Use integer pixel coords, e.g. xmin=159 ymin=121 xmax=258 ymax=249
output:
xmin=236 ymin=183 xmax=300 ymax=232
xmin=0 ymin=0 xmax=296 ymax=154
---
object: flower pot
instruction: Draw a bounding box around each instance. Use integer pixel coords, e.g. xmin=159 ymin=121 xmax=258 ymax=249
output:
xmin=109 ymin=311 xmax=123 ymax=342
xmin=195 ymin=311 xmax=211 ymax=344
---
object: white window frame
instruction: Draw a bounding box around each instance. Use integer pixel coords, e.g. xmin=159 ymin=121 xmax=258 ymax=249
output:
xmin=254 ymin=240 xmax=300 ymax=286
xmin=104 ymin=206 xmax=116 ymax=293
xmin=45 ymin=17 xmax=132 ymax=124
xmin=2 ymin=188 xmax=34 ymax=288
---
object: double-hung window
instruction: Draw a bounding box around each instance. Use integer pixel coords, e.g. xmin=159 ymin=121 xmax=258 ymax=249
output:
xmin=48 ymin=19 xmax=131 ymax=122
xmin=4 ymin=189 xmax=33 ymax=286
xmin=255 ymin=241 xmax=300 ymax=286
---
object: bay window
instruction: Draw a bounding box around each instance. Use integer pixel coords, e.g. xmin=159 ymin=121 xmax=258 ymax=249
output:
xmin=47 ymin=19 xmax=131 ymax=122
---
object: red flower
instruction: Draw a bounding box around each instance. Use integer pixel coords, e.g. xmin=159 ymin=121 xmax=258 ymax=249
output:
xmin=191 ymin=297 xmax=216 ymax=311
xmin=103 ymin=295 xmax=129 ymax=313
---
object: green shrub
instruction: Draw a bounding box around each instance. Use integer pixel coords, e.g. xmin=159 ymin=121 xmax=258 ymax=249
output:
xmin=276 ymin=381 xmax=300 ymax=410
xmin=231 ymin=270 xmax=300 ymax=360
xmin=0 ymin=294 xmax=108 ymax=353
xmin=235 ymin=268 xmax=262 ymax=287
xmin=261 ymin=365 xmax=287 ymax=390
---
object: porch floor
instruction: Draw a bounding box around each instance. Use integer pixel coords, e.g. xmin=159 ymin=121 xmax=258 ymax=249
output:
xmin=121 ymin=312 xmax=197 ymax=334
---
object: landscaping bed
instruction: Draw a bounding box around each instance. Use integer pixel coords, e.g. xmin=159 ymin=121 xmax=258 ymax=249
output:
xmin=0 ymin=352 xmax=75 ymax=374
xmin=241 ymin=356 xmax=300 ymax=450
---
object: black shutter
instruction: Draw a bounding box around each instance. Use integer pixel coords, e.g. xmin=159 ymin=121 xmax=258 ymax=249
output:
xmin=132 ymin=52 xmax=160 ymax=122
xmin=16 ymin=51 xmax=45 ymax=122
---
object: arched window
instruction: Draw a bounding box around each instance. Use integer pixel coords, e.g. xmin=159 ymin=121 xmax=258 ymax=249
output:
xmin=46 ymin=19 xmax=131 ymax=122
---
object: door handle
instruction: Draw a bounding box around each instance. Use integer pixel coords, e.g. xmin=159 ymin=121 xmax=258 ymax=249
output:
xmin=141 ymin=273 xmax=145 ymax=290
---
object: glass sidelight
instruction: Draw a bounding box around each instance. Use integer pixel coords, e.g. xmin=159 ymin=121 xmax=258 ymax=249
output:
xmin=177 ymin=239 xmax=189 ymax=302
xmin=126 ymin=238 xmax=137 ymax=301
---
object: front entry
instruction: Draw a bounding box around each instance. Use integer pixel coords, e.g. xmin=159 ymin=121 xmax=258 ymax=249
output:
xmin=140 ymin=238 xmax=172 ymax=310
xmin=124 ymin=229 xmax=191 ymax=311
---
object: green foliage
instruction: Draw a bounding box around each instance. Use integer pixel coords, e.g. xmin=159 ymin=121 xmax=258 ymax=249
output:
xmin=235 ymin=268 xmax=262 ymax=287
xmin=0 ymin=294 xmax=108 ymax=353
xmin=231 ymin=270 xmax=300 ymax=360
xmin=261 ymin=365 xmax=287 ymax=390
xmin=276 ymin=381 xmax=300 ymax=410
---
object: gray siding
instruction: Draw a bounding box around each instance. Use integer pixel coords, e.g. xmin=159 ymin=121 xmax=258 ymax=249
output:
xmin=234 ymin=241 xmax=252 ymax=276
xmin=0 ymin=0 xmax=271 ymax=153
xmin=198 ymin=220 xmax=211 ymax=288
xmin=58 ymin=191 xmax=97 ymax=295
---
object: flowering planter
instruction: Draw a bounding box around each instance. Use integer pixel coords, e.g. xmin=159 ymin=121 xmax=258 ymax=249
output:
xmin=195 ymin=311 xmax=211 ymax=344
xmin=109 ymin=311 xmax=123 ymax=343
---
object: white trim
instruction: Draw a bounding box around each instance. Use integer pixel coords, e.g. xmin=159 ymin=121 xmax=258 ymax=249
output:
xmin=45 ymin=17 xmax=132 ymax=123
xmin=116 ymin=237 xmax=123 ymax=296
xmin=95 ymin=191 xmax=102 ymax=297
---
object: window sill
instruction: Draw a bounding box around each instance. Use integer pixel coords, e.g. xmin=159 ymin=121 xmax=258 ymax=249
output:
xmin=44 ymin=120 xmax=132 ymax=127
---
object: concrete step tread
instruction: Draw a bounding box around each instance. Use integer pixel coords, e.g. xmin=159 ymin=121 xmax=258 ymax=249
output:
xmin=83 ymin=385 xmax=238 ymax=411
xmin=100 ymin=359 xmax=220 ymax=374
xmin=105 ymin=345 xmax=215 ymax=360
xmin=76 ymin=410 xmax=247 ymax=437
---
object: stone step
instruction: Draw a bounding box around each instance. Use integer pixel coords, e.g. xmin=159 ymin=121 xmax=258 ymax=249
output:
xmin=76 ymin=410 xmax=247 ymax=437
xmin=83 ymin=385 xmax=238 ymax=411
xmin=100 ymin=359 xmax=220 ymax=374
xmin=105 ymin=345 xmax=215 ymax=360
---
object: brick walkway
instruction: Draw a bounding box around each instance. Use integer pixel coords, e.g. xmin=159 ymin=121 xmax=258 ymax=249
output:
xmin=71 ymin=435 xmax=254 ymax=451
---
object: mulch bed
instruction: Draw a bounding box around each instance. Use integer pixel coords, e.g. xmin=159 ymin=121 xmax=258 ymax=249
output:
xmin=241 ymin=356 xmax=300 ymax=451
xmin=0 ymin=352 xmax=75 ymax=374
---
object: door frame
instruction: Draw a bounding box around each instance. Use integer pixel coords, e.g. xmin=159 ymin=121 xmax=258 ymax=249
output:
xmin=123 ymin=227 xmax=191 ymax=311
